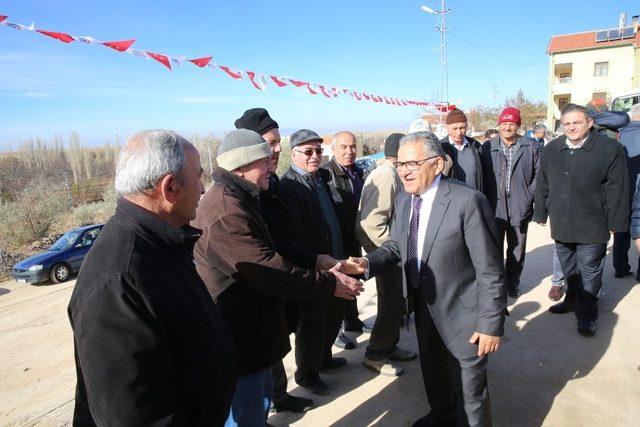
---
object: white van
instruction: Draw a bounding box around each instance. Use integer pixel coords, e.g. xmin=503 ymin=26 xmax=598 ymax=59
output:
xmin=611 ymin=89 xmax=640 ymax=112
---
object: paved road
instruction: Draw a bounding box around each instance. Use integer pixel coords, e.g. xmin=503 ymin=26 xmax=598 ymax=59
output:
xmin=1 ymin=223 xmax=639 ymax=426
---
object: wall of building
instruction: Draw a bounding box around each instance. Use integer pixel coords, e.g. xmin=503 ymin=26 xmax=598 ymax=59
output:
xmin=546 ymin=44 xmax=637 ymax=130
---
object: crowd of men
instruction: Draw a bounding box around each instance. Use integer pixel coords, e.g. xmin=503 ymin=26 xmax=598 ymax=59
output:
xmin=67 ymin=102 xmax=638 ymax=426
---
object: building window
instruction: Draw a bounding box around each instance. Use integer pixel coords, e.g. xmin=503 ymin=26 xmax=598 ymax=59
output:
xmin=594 ymin=62 xmax=608 ymax=77
xmin=558 ymin=97 xmax=569 ymax=110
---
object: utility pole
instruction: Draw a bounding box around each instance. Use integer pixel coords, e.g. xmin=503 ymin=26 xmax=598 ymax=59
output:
xmin=421 ymin=1 xmax=450 ymax=106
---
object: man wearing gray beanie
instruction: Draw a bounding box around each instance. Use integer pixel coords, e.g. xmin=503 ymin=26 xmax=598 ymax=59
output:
xmin=192 ymin=129 xmax=363 ymax=426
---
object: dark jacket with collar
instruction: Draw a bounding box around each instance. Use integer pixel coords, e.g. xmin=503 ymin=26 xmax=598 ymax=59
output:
xmin=533 ymin=128 xmax=630 ymax=244
xmin=366 ymin=176 xmax=506 ymax=360
xmin=192 ymin=167 xmax=336 ymax=376
xmin=279 ymin=166 xmax=346 ymax=257
xmin=440 ymin=136 xmax=484 ymax=192
xmin=481 ymin=135 xmax=540 ymax=227
xmin=260 ymin=173 xmax=317 ymax=269
xmin=322 ymin=158 xmax=366 ymax=257
xmin=68 ymin=198 xmax=236 ymax=427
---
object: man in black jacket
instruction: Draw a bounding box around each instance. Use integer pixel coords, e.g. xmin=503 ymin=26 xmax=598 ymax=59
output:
xmin=68 ymin=129 xmax=236 ymax=426
xmin=279 ymin=129 xmax=354 ymax=395
xmin=439 ymin=108 xmax=484 ymax=191
xmin=534 ymin=103 xmax=629 ymax=336
xmin=234 ymin=108 xmax=319 ymax=414
xmin=323 ymin=131 xmax=369 ymax=349
xmin=482 ymin=107 xmax=539 ymax=298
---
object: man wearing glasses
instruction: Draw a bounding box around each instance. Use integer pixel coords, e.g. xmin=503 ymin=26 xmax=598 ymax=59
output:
xmin=279 ymin=129 xmax=351 ymax=396
xmin=342 ymin=132 xmax=506 ymax=426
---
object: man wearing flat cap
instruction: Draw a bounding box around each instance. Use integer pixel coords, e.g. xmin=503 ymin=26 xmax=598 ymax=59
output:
xmin=279 ymin=129 xmax=355 ymax=396
xmin=192 ymin=129 xmax=363 ymax=425
xmin=439 ymin=108 xmax=484 ymax=191
xmin=356 ymin=132 xmax=417 ymax=377
xmin=235 ymin=108 xmax=332 ymax=414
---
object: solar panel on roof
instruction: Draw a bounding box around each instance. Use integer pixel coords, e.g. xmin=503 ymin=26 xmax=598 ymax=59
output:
xmin=596 ymin=30 xmax=608 ymax=42
xmin=621 ymin=27 xmax=635 ymax=39
xmin=609 ymin=29 xmax=621 ymax=40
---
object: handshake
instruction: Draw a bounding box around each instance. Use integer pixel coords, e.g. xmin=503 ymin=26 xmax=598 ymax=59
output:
xmin=315 ymin=255 xmax=370 ymax=301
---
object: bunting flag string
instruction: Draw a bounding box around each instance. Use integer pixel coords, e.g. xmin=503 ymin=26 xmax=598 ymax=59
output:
xmin=0 ymin=15 xmax=451 ymax=111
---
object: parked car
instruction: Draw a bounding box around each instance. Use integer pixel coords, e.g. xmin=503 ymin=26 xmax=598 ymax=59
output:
xmin=12 ymin=224 xmax=103 ymax=284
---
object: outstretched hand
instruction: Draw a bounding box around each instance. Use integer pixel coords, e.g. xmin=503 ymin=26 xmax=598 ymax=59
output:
xmin=329 ymin=263 xmax=364 ymax=300
xmin=337 ymin=256 xmax=369 ymax=275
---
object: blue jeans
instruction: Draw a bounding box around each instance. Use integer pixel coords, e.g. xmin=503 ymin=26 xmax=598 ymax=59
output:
xmin=225 ymin=368 xmax=273 ymax=427
xmin=551 ymin=246 xmax=564 ymax=286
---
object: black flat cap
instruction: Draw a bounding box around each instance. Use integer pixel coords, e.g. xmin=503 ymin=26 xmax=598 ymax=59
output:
xmin=384 ymin=133 xmax=405 ymax=157
xmin=289 ymin=129 xmax=323 ymax=149
xmin=234 ymin=108 xmax=279 ymax=135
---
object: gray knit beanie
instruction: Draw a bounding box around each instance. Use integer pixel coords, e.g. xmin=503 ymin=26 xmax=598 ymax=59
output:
xmin=217 ymin=129 xmax=271 ymax=171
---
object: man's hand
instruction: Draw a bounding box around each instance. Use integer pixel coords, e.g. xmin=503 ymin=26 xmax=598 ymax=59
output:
xmin=469 ymin=332 xmax=500 ymax=357
xmin=635 ymin=239 xmax=640 ymax=254
xmin=535 ymin=222 xmax=546 ymax=227
xmin=316 ymin=254 xmax=339 ymax=270
xmin=337 ymin=256 xmax=369 ymax=275
xmin=329 ymin=263 xmax=364 ymax=300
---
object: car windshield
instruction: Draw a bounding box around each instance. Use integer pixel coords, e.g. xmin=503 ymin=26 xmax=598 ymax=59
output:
xmin=50 ymin=230 xmax=82 ymax=251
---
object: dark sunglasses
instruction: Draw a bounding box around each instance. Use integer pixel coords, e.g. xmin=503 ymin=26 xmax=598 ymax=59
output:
xmin=293 ymin=147 xmax=324 ymax=157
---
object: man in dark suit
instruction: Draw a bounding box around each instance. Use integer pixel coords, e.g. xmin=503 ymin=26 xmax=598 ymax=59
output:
xmin=342 ymin=132 xmax=506 ymax=426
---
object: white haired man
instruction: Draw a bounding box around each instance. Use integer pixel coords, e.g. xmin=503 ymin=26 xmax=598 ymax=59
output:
xmin=68 ymin=130 xmax=236 ymax=425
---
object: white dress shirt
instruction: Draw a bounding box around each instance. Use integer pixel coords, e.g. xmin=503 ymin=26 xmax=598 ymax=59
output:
xmin=565 ymin=135 xmax=588 ymax=149
xmin=448 ymin=136 xmax=470 ymax=151
xmin=410 ymin=174 xmax=441 ymax=270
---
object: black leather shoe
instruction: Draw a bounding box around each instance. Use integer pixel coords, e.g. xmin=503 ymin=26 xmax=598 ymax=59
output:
xmin=577 ymin=319 xmax=596 ymax=337
xmin=322 ymin=357 xmax=347 ymax=370
xmin=614 ymin=269 xmax=632 ymax=278
xmin=272 ymin=395 xmax=314 ymax=413
xmin=296 ymin=376 xmax=330 ymax=396
xmin=549 ymin=300 xmax=575 ymax=314
xmin=334 ymin=333 xmax=356 ymax=349
xmin=412 ymin=414 xmax=435 ymax=426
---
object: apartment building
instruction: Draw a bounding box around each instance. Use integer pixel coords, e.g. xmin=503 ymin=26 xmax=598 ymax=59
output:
xmin=546 ymin=13 xmax=640 ymax=130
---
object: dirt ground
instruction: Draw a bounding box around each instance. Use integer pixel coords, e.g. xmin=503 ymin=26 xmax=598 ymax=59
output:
xmin=1 ymin=223 xmax=639 ymax=426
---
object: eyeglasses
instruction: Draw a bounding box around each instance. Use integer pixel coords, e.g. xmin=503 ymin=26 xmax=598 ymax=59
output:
xmin=293 ymin=147 xmax=324 ymax=157
xmin=393 ymin=155 xmax=440 ymax=171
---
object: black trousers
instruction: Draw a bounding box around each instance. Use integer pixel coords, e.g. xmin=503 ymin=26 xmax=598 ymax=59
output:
xmin=365 ymin=264 xmax=403 ymax=361
xmin=612 ymin=230 xmax=640 ymax=274
xmin=495 ymin=220 xmax=528 ymax=290
xmin=555 ymin=241 xmax=607 ymax=322
xmin=343 ymin=297 xmax=363 ymax=330
xmin=294 ymin=298 xmax=345 ymax=382
xmin=413 ymin=286 xmax=491 ymax=427
xmin=272 ymin=360 xmax=288 ymax=404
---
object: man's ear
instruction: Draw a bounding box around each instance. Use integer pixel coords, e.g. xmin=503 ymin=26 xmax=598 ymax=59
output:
xmin=158 ymin=173 xmax=180 ymax=203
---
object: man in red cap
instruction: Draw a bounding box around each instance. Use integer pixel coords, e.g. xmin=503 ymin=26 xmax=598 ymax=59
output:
xmin=440 ymin=108 xmax=484 ymax=191
xmin=481 ymin=107 xmax=539 ymax=298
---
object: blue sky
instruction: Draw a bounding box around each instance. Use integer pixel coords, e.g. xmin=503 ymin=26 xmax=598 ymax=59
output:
xmin=0 ymin=0 xmax=638 ymax=148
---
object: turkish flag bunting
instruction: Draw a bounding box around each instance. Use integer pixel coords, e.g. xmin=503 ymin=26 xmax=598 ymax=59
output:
xmin=353 ymin=92 xmax=362 ymax=101
xmin=288 ymin=79 xmax=308 ymax=87
xmin=361 ymin=92 xmax=371 ymax=101
xmin=219 ymin=66 xmax=242 ymax=79
xmin=305 ymin=85 xmax=318 ymax=95
xmin=270 ymin=76 xmax=288 ymax=87
xmin=318 ymin=85 xmax=332 ymax=98
xmin=103 ymin=40 xmax=136 ymax=52
xmin=372 ymin=95 xmax=381 ymax=103
xmin=188 ymin=56 xmax=213 ymax=67
xmin=37 ymin=29 xmax=75 ymax=43
xmin=146 ymin=51 xmax=172 ymax=70
xmin=246 ymin=71 xmax=264 ymax=90
xmin=0 ymin=16 xmax=7 ymax=23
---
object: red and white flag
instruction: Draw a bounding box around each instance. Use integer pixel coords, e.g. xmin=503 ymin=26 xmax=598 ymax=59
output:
xmin=103 ymin=39 xmax=135 ymax=52
xmin=188 ymin=56 xmax=213 ymax=67
xmin=219 ymin=65 xmax=243 ymax=79
xmin=146 ymin=51 xmax=172 ymax=70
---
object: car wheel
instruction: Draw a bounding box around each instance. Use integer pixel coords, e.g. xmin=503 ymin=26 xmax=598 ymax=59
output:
xmin=50 ymin=263 xmax=70 ymax=283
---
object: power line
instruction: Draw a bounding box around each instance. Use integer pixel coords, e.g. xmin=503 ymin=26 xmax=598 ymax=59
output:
xmin=450 ymin=0 xmax=536 ymax=58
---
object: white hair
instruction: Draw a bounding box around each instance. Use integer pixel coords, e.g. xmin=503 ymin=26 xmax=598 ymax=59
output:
xmin=400 ymin=131 xmax=444 ymax=158
xmin=115 ymin=129 xmax=187 ymax=196
xmin=331 ymin=131 xmax=356 ymax=147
